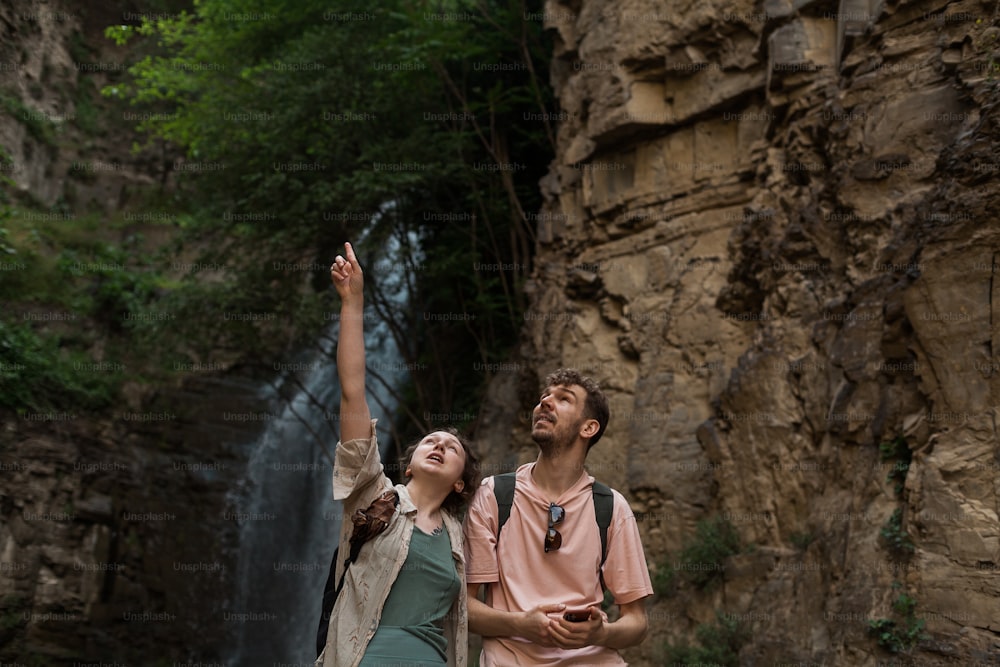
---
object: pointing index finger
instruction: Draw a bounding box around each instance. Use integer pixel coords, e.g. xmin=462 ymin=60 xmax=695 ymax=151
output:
xmin=344 ymin=241 xmax=358 ymax=267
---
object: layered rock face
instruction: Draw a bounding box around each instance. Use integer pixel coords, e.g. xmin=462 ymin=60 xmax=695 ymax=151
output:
xmin=480 ymin=0 xmax=1000 ymax=663
xmin=0 ymin=377 xmax=268 ymax=661
xmin=0 ymin=0 xmax=161 ymax=211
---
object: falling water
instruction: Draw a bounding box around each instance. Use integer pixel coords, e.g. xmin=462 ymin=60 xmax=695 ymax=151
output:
xmin=225 ymin=324 xmax=402 ymax=664
xmin=225 ymin=229 xmax=412 ymax=664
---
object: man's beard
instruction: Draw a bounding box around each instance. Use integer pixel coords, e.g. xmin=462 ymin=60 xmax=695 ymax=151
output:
xmin=531 ymin=426 xmax=554 ymax=449
xmin=531 ymin=416 xmax=581 ymax=454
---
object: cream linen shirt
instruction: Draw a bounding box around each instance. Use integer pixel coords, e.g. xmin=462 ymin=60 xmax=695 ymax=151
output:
xmin=316 ymin=419 xmax=468 ymax=667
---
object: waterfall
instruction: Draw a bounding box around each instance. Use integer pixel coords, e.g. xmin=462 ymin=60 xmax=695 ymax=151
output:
xmin=225 ymin=324 xmax=402 ymax=664
xmin=225 ymin=230 xmax=412 ymax=664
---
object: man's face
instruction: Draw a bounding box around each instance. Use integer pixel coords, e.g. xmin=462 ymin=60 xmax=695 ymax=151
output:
xmin=531 ymin=383 xmax=590 ymax=451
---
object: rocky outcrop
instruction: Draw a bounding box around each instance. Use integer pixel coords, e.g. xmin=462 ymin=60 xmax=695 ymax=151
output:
xmin=0 ymin=0 xmax=163 ymax=211
xmin=480 ymin=0 xmax=1000 ymax=663
xmin=0 ymin=376 xmax=269 ymax=663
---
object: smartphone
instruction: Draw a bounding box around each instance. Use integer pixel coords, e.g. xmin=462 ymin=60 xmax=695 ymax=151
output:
xmin=563 ymin=610 xmax=590 ymax=622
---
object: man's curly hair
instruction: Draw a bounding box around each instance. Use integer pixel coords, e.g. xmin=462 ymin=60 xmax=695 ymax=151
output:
xmin=543 ymin=368 xmax=610 ymax=449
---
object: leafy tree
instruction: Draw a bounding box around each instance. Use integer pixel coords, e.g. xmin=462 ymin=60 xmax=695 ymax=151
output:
xmin=107 ymin=0 xmax=555 ymax=442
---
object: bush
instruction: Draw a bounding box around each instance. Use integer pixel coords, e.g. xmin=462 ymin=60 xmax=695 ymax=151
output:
xmin=868 ymin=590 xmax=927 ymax=653
xmin=0 ymin=90 xmax=57 ymax=145
xmin=654 ymin=516 xmax=740 ymax=593
xmin=0 ymin=319 xmax=119 ymax=412
xmin=662 ymin=611 xmax=748 ymax=666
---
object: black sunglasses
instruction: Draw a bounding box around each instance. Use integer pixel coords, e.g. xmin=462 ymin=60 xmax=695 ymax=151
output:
xmin=544 ymin=502 xmax=565 ymax=552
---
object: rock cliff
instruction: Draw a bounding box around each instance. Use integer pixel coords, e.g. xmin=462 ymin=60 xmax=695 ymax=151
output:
xmin=0 ymin=377 xmax=267 ymax=662
xmin=0 ymin=0 xmax=167 ymax=212
xmin=478 ymin=0 xmax=1000 ymax=663
xmin=3 ymin=0 xmax=1000 ymax=663
xmin=0 ymin=1 xmax=272 ymax=662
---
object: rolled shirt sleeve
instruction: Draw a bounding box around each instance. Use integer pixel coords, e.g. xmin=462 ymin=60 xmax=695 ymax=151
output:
xmin=332 ymin=418 xmax=386 ymax=502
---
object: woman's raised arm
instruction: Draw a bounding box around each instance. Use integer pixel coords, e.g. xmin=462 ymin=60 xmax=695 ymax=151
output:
xmin=330 ymin=241 xmax=371 ymax=443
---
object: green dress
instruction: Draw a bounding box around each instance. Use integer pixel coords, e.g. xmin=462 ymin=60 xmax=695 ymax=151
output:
xmin=358 ymin=525 xmax=459 ymax=667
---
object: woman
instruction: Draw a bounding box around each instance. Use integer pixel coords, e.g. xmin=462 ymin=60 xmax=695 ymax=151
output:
xmin=317 ymin=241 xmax=479 ymax=667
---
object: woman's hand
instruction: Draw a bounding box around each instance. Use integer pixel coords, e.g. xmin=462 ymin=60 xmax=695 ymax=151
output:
xmin=331 ymin=241 xmax=364 ymax=304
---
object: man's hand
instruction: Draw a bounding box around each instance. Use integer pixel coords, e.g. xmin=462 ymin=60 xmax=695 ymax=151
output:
xmin=514 ymin=603 xmax=567 ymax=647
xmin=546 ymin=605 xmax=607 ymax=650
xmin=330 ymin=241 xmax=363 ymax=303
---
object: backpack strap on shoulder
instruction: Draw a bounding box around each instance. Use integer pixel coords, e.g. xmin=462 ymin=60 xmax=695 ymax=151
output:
xmin=492 ymin=472 xmax=615 ymax=592
xmin=592 ymin=481 xmax=614 ymax=566
xmin=493 ymin=472 xmax=517 ymax=536
xmin=317 ymin=489 xmax=399 ymax=657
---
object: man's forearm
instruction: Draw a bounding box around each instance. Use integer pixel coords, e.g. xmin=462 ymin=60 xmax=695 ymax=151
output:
xmin=467 ymin=591 xmax=523 ymax=638
xmin=595 ymin=601 xmax=648 ymax=650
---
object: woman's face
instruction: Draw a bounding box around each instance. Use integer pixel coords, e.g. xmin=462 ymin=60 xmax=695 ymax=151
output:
xmin=408 ymin=431 xmax=467 ymax=491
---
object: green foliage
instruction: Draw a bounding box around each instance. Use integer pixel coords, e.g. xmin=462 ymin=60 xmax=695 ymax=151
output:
xmin=0 ymin=595 xmax=28 ymax=635
xmin=2 ymin=208 xmax=165 ymax=317
xmin=73 ymin=77 xmax=100 ymax=136
xmin=652 ymin=561 xmax=677 ymax=594
xmin=654 ymin=517 xmax=740 ymax=593
xmin=868 ymin=589 xmax=927 ymax=653
xmin=879 ymin=435 xmax=911 ymax=497
xmin=0 ymin=223 xmax=15 ymax=256
xmin=880 ymin=508 xmax=915 ymax=556
xmin=55 ymin=239 xmax=162 ymax=331
xmin=68 ymin=30 xmax=93 ymax=64
xmin=107 ymin=0 xmax=556 ymax=435
xmin=0 ymin=199 xmax=174 ymax=411
xmin=0 ymin=318 xmax=120 ymax=412
xmin=789 ymin=531 xmax=815 ymax=550
xmin=0 ymin=90 xmax=57 ymax=145
xmin=662 ymin=611 xmax=748 ymax=666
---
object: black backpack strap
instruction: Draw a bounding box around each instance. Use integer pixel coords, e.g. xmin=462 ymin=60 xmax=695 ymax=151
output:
xmin=492 ymin=472 xmax=615 ymax=592
xmin=317 ymin=545 xmax=360 ymax=656
xmin=591 ymin=481 xmax=614 ymax=566
xmin=317 ymin=546 xmax=340 ymax=657
xmin=316 ymin=491 xmax=400 ymax=657
xmin=493 ymin=472 xmax=517 ymax=537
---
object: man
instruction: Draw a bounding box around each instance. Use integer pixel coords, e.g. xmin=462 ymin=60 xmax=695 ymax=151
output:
xmin=464 ymin=369 xmax=653 ymax=665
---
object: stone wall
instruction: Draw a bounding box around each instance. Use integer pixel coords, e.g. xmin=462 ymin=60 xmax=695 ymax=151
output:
xmin=480 ymin=0 xmax=1000 ymax=663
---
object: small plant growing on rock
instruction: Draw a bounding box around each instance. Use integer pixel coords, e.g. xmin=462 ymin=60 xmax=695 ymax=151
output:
xmin=662 ymin=611 xmax=748 ymax=666
xmin=880 ymin=508 xmax=915 ymax=556
xmin=653 ymin=516 xmax=740 ymax=593
xmin=789 ymin=531 xmax=815 ymax=550
xmin=868 ymin=588 xmax=927 ymax=653
xmin=879 ymin=435 xmax=911 ymax=498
